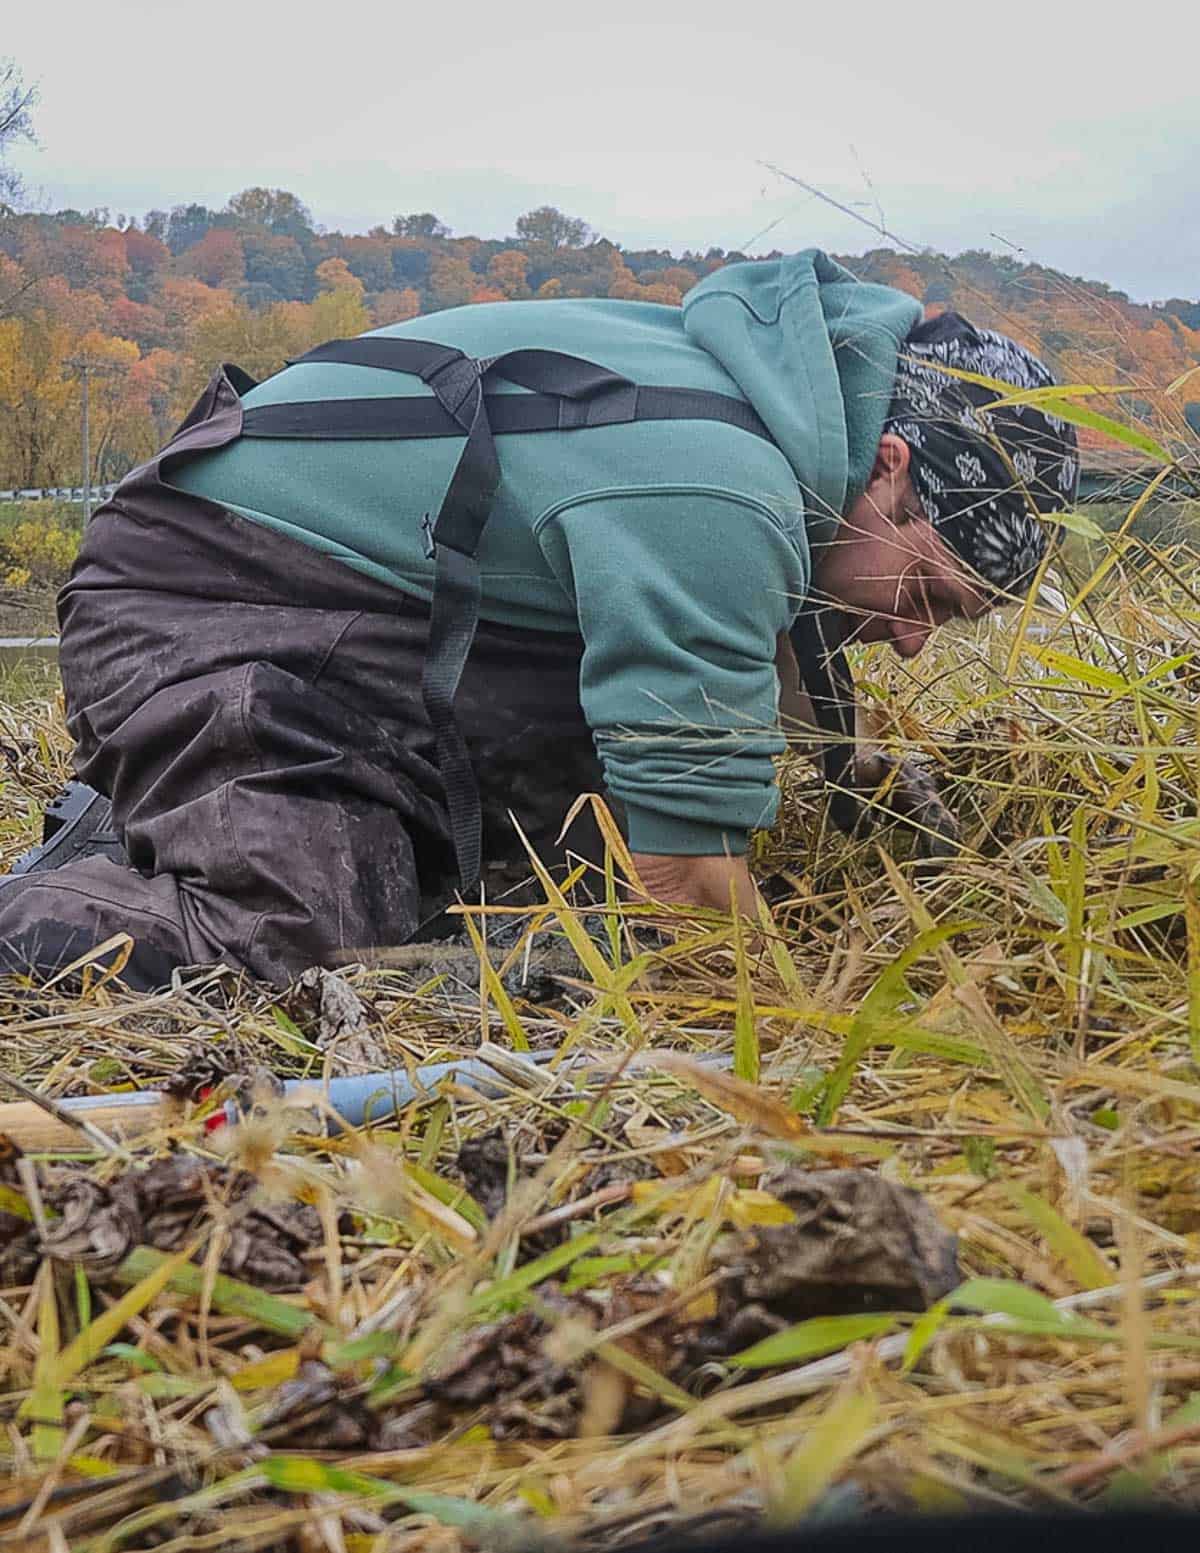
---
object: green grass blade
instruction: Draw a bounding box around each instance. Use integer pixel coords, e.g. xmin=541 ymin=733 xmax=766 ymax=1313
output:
xmin=260 ymin=1454 xmax=524 ymax=1536
xmin=114 ymin=1246 xmax=322 ymax=1340
xmin=731 ymin=1312 xmax=898 ymax=1368
xmin=467 ymin=1230 xmax=603 ymax=1316
xmin=817 ymin=922 xmax=967 ymax=1123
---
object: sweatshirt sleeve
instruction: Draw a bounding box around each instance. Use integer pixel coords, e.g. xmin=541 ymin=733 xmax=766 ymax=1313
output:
xmin=535 ymin=490 xmax=809 ymax=855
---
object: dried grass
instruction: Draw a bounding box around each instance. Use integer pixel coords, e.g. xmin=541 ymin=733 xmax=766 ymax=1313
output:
xmin=4 ymin=514 xmax=1200 ymax=1550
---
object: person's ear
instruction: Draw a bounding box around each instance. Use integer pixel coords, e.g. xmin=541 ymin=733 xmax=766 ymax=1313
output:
xmin=870 ymin=432 xmax=912 ymax=485
xmin=864 ymin=433 xmax=916 ymax=522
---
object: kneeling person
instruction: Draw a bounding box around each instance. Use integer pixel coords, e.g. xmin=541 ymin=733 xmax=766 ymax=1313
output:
xmin=0 ymin=252 xmax=1077 ymax=987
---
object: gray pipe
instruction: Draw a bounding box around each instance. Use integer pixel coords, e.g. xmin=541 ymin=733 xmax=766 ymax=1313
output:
xmin=276 ymin=1053 xmax=559 ymax=1132
xmin=50 ymin=1052 xmax=558 ymax=1136
xmin=50 ymin=1049 xmax=730 ymax=1138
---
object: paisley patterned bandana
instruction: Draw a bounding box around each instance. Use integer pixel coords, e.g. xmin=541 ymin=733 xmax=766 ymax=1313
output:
xmin=884 ymin=312 xmax=1079 ymax=598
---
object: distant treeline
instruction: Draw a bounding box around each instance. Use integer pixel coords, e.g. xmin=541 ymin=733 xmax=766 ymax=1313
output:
xmin=2 ymin=187 xmax=1198 ymax=489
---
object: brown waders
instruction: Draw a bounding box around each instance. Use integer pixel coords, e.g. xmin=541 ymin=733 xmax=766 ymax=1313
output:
xmin=0 ymin=368 xmax=612 ymax=989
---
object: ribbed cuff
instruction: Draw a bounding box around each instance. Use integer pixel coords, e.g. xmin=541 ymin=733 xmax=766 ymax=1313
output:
xmin=624 ymin=805 xmax=749 ymax=857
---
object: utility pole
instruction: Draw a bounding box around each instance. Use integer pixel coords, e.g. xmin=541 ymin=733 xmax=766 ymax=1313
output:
xmin=79 ymin=359 xmax=91 ymax=523
xmin=65 ymin=355 xmax=119 ymax=523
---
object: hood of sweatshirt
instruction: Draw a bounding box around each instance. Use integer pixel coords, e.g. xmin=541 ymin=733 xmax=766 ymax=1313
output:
xmin=682 ymin=249 xmax=922 ymax=546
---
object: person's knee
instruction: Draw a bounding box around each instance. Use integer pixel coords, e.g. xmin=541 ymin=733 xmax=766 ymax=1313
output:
xmin=0 ymin=864 xmax=190 ymax=991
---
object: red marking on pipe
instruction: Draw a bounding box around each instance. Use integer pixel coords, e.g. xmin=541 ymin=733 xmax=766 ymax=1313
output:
xmin=196 ymin=1088 xmax=229 ymax=1131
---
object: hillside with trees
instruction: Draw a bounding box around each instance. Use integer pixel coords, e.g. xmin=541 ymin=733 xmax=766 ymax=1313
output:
xmin=2 ymin=185 xmax=1198 ymax=489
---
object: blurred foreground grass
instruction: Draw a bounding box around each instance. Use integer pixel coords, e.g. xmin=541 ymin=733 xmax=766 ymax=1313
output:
xmin=4 ymin=483 xmax=1200 ymax=1546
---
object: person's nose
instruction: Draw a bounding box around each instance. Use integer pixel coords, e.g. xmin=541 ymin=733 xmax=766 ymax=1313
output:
xmin=890 ymin=619 xmax=934 ymax=657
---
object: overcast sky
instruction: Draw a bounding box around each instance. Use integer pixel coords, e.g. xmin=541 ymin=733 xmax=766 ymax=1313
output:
xmin=7 ymin=0 xmax=1198 ymax=302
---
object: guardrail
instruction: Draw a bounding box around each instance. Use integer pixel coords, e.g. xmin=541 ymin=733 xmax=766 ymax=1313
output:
xmin=0 ymin=485 xmax=119 ymax=504
xmin=1078 ymin=468 xmax=1195 ymax=503
xmin=0 ymin=637 xmax=59 ymax=665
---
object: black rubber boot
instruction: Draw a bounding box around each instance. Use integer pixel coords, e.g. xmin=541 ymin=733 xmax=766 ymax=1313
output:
xmin=9 ymin=781 xmax=128 ymax=876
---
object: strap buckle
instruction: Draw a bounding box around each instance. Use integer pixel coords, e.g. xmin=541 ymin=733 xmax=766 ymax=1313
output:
xmin=421 ymin=513 xmax=437 ymax=560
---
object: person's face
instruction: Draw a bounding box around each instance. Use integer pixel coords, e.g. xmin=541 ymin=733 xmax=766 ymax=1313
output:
xmin=812 ymin=434 xmax=993 ymax=659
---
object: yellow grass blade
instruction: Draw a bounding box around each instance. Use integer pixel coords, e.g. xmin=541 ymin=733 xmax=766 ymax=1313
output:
xmin=984 ymin=383 xmax=1142 ymax=409
xmin=901 ymin=1300 xmax=950 ymax=1373
xmin=50 ymin=1240 xmax=201 ymax=1387
xmin=41 ymin=930 xmax=134 ymax=992
xmin=558 ymin=791 xmax=644 ymax=892
xmin=1061 ymin=465 xmax=1175 ymax=620
xmin=634 ymin=1050 xmax=808 ymax=1140
xmin=730 ymin=888 xmax=759 ymax=1083
xmin=1004 ymin=1183 xmax=1113 ymax=1291
xmin=1064 ymin=802 xmax=1088 ymax=997
xmin=758 ymin=889 xmax=805 ymax=999
xmin=770 ymin=1387 xmax=881 ymax=1520
xmin=459 ymin=903 xmax=531 ymax=1052
xmin=818 ymin=920 xmax=968 ymax=1123
xmin=1186 ymin=877 xmax=1200 ymax=1068
xmin=511 ymin=814 xmax=642 ymax=1038
xmin=30 ymin=1266 xmax=64 ymax=1461
xmin=232 ymin=1348 xmax=302 ymax=1391
xmin=915 ymin=359 xmax=1175 ymax=463
xmin=1166 ymin=364 xmax=1200 ymax=397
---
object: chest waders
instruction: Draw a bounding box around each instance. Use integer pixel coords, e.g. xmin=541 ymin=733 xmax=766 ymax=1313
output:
xmin=15 ymin=337 xmax=865 ymax=890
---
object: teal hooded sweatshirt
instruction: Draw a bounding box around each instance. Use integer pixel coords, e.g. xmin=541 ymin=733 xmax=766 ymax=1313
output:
xmin=171 ymin=251 xmax=921 ymax=856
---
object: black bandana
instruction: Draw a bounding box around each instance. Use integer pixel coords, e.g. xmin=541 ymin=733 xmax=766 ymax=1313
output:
xmin=885 ymin=312 xmax=1080 ymax=598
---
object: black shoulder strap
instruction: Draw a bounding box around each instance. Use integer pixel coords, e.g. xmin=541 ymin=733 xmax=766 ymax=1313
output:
xmin=788 ymin=607 xmax=865 ymax=836
xmin=409 ymin=344 xmax=654 ymax=892
xmin=242 ymin=337 xmax=773 ymax=445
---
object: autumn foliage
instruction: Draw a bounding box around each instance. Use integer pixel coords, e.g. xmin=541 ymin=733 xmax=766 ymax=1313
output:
xmin=2 ymin=188 xmax=1198 ymax=487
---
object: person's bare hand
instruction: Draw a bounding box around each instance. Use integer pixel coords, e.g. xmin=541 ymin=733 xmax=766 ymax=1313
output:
xmin=630 ymin=852 xmax=761 ymax=918
xmin=855 ymin=750 xmax=960 ymax=862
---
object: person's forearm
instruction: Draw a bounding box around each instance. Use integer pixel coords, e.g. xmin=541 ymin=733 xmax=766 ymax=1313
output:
xmin=775 ymin=630 xmax=831 ymax=756
xmin=776 ymin=629 xmax=877 ymax=770
xmin=630 ymin=851 xmax=759 ymax=916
